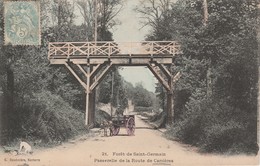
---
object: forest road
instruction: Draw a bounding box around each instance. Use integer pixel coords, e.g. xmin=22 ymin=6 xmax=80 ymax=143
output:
xmin=0 ymin=115 xmax=259 ymax=166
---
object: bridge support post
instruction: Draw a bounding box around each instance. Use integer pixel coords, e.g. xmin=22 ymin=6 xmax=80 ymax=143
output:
xmin=167 ymin=74 xmax=174 ymax=125
xmin=85 ymin=66 xmax=96 ymax=127
xmin=85 ymin=91 xmax=89 ymax=126
xmin=88 ymin=91 xmax=95 ymax=126
xmin=88 ymin=65 xmax=96 ymax=126
xmin=167 ymin=91 xmax=174 ymax=125
xmin=85 ymin=65 xmax=91 ymax=126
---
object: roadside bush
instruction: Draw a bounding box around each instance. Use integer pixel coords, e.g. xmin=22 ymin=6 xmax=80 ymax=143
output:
xmin=150 ymin=111 xmax=166 ymax=128
xmin=18 ymin=91 xmax=87 ymax=144
xmin=168 ymin=92 xmax=207 ymax=145
xmin=165 ymin=98 xmax=258 ymax=154
xmin=202 ymin=120 xmax=243 ymax=153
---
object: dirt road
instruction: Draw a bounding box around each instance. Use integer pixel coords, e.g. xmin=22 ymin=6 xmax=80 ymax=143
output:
xmin=0 ymin=115 xmax=259 ymax=166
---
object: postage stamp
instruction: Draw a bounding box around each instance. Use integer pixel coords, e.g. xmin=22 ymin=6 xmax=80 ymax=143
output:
xmin=4 ymin=1 xmax=40 ymax=45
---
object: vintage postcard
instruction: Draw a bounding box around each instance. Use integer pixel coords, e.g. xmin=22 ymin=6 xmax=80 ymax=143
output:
xmin=0 ymin=0 xmax=259 ymax=166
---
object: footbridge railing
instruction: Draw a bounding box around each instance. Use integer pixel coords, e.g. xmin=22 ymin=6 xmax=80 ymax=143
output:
xmin=48 ymin=41 xmax=182 ymax=59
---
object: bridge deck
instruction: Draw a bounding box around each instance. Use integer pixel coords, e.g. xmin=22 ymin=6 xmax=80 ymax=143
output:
xmin=48 ymin=41 xmax=181 ymax=65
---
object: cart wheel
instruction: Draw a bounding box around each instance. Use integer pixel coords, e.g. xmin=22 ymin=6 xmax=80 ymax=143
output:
xmin=112 ymin=126 xmax=120 ymax=136
xmin=126 ymin=117 xmax=135 ymax=136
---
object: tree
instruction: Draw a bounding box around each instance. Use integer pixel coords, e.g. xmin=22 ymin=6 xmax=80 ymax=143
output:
xmin=132 ymin=82 xmax=153 ymax=107
xmin=76 ymin=0 xmax=123 ymax=41
xmin=76 ymin=0 xmax=95 ymax=41
xmin=138 ymin=0 xmax=259 ymax=153
xmin=97 ymin=0 xmax=123 ymax=40
xmin=0 ymin=0 xmax=89 ymax=144
xmin=135 ymin=0 xmax=174 ymax=40
xmin=51 ymin=0 xmax=76 ymax=41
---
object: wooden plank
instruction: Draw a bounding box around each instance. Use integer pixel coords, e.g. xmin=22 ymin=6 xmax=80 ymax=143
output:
xmin=70 ymin=59 xmax=88 ymax=64
xmin=173 ymin=72 xmax=181 ymax=82
xmin=76 ymin=64 xmax=89 ymax=78
xmin=65 ymin=63 xmax=88 ymax=90
xmin=153 ymin=58 xmax=172 ymax=64
xmin=50 ymin=59 xmax=67 ymax=64
xmin=147 ymin=64 xmax=170 ymax=91
xmin=131 ymin=58 xmax=151 ymax=64
xmin=89 ymin=59 xmax=107 ymax=64
xmin=90 ymin=64 xmax=104 ymax=80
xmin=50 ymin=56 xmax=174 ymax=65
xmin=157 ymin=64 xmax=172 ymax=79
xmin=109 ymin=59 xmax=130 ymax=64
xmin=90 ymin=64 xmax=113 ymax=91
xmin=112 ymin=63 xmax=148 ymax=67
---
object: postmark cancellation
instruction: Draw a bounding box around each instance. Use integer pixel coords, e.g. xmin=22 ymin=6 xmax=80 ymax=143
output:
xmin=4 ymin=1 xmax=40 ymax=45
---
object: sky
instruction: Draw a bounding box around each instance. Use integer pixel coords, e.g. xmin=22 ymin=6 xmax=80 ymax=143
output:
xmin=112 ymin=0 xmax=157 ymax=92
xmin=112 ymin=0 xmax=149 ymax=42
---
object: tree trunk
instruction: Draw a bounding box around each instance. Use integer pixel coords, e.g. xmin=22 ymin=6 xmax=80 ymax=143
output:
xmin=203 ymin=0 xmax=208 ymax=25
xmin=206 ymin=65 xmax=212 ymax=98
xmin=203 ymin=0 xmax=212 ymax=98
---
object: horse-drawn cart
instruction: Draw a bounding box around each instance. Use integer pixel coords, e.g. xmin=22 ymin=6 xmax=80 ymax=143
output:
xmin=111 ymin=115 xmax=135 ymax=136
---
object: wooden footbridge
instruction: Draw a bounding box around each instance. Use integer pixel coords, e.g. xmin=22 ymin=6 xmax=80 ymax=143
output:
xmin=48 ymin=41 xmax=181 ymax=126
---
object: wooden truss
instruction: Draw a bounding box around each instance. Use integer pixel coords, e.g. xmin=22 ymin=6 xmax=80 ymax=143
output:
xmin=48 ymin=41 xmax=181 ymax=126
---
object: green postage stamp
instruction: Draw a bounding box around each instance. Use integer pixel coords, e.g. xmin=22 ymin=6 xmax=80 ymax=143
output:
xmin=4 ymin=1 xmax=40 ymax=45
